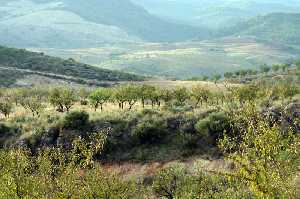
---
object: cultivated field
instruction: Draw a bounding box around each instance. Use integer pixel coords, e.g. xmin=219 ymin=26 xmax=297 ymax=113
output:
xmin=31 ymin=37 xmax=299 ymax=79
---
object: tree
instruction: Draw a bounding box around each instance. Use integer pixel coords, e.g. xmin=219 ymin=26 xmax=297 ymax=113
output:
xmin=201 ymin=76 xmax=209 ymax=81
xmin=212 ymin=74 xmax=221 ymax=84
xmin=296 ymin=60 xmax=300 ymax=70
xmin=173 ymin=87 xmax=190 ymax=106
xmin=259 ymin=64 xmax=271 ymax=74
xmin=89 ymin=88 xmax=112 ymax=111
xmin=20 ymin=96 xmax=44 ymax=117
xmin=113 ymin=86 xmax=127 ymax=109
xmin=113 ymin=85 xmax=141 ymax=110
xmin=123 ymin=85 xmax=141 ymax=110
xmin=239 ymin=70 xmax=248 ymax=77
xmin=191 ymin=85 xmax=210 ymax=108
xmin=13 ymin=88 xmax=46 ymax=116
xmin=0 ymin=98 xmax=13 ymax=118
xmin=148 ymin=87 xmax=163 ymax=108
xmin=272 ymin=64 xmax=280 ymax=72
xmin=139 ymin=85 xmax=155 ymax=108
xmin=281 ymin=64 xmax=290 ymax=72
xmin=161 ymin=89 xmax=173 ymax=105
xmin=49 ymin=88 xmax=77 ymax=112
xmin=78 ymin=88 xmax=90 ymax=105
xmin=224 ymin=72 xmax=234 ymax=79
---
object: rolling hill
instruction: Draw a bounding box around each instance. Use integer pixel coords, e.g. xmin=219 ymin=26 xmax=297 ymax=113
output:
xmin=132 ymin=0 xmax=300 ymax=29
xmin=0 ymin=46 xmax=143 ymax=87
xmin=220 ymin=13 xmax=300 ymax=45
xmin=0 ymin=0 xmax=207 ymax=48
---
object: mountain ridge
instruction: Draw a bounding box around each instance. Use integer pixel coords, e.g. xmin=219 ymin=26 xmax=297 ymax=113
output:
xmin=220 ymin=13 xmax=300 ymax=45
xmin=0 ymin=0 xmax=208 ymax=48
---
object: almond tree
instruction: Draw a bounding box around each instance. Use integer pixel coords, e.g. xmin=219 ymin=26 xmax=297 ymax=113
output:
xmin=173 ymin=87 xmax=190 ymax=106
xmin=191 ymin=85 xmax=210 ymax=108
xmin=0 ymin=98 xmax=13 ymax=118
xmin=49 ymin=87 xmax=77 ymax=113
xmin=89 ymin=88 xmax=112 ymax=111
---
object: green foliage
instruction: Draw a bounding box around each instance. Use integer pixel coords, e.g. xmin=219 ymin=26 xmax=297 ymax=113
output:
xmin=0 ymin=98 xmax=13 ymax=118
xmin=132 ymin=117 xmax=168 ymax=145
xmin=63 ymin=111 xmax=89 ymax=130
xmin=139 ymin=85 xmax=155 ymax=108
xmin=224 ymin=72 xmax=234 ymax=79
xmin=152 ymin=164 xmax=252 ymax=199
xmin=152 ymin=164 xmax=188 ymax=199
xmin=221 ymin=13 xmax=300 ymax=45
xmin=232 ymin=84 xmax=258 ymax=104
xmin=78 ymin=88 xmax=90 ymax=105
xmin=219 ymin=104 xmax=300 ymax=198
xmin=49 ymin=87 xmax=77 ymax=112
xmin=0 ymin=46 xmax=143 ymax=87
xmin=296 ymin=60 xmax=300 ymax=70
xmin=89 ymin=88 xmax=112 ymax=111
xmin=272 ymin=64 xmax=281 ymax=72
xmin=20 ymin=96 xmax=44 ymax=117
xmin=0 ymin=132 xmax=126 ymax=199
xmin=173 ymin=87 xmax=190 ymax=106
xmin=0 ymin=73 xmax=299 ymax=198
xmin=195 ymin=112 xmax=231 ymax=144
xmin=191 ymin=85 xmax=211 ymax=107
xmin=122 ymin=84 xmax=141 ymax=110
xmin=212 ymin=74 xmax=222 ymax=84
xmin=259 ymin=64 xmax=271 ymax=73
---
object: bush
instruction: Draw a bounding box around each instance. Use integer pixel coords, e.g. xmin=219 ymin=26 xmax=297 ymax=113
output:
xmin=152 ymin=164 xmax=188 ymax=199
xmin=195 ymin=112 xmax=231 ymax=144
xmin=0 ymin=123 xmax=20 ymax=147
xmin=132 ymin=117 xmax=168 ymax=145
xmin=0 ymin=99 xmax=13 ymax=118
xmin=62 ymin=111 xmax=90 ymax=130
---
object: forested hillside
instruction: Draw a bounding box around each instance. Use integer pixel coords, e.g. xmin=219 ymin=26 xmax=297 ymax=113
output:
xmin=0 ymin=46 xmax=143 ymax=87
xmin=220 ymin=13 xmax=300 ymax=44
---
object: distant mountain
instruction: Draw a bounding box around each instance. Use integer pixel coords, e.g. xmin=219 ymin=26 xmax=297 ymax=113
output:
xmin=0 ymin=0 xmax=207 ymax=48
xmin=132 ymin=0 xmax=300 ymax=29
xmin=221 ymin=13 xmax=300 ymax=45
xmin=0 ymin=45 xmax=143 ymax=87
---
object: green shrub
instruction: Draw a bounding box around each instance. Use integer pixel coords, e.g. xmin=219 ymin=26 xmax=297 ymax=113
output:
xmin=195 ymin=112 xmax=231 ymax=143
xmin=132 ymin=117 xmax=168 ymax=145
xmin=152 ymin=164 xmax=187 ymax=199
xmin=0 ymin=123 xmax=20 ymax=147
xmin=0 ymin=99 xmax=13 ymax=118
xmin=62 ymin=111 xmax=89 ymax=130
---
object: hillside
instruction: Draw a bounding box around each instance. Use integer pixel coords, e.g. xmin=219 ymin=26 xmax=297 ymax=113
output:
xmin=0 ymin=46 xmax=143 ymax=87
xmin=221 ymin=13 xmax=300 ymax=45
xmin=132 ymin=0 xmax=300 ymax=29
xmin=0 ymin=0 xmax=206 ymax=48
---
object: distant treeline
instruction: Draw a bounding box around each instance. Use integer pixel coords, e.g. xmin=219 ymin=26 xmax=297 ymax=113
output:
xmin=186 ymin=61 xmax=300 ymax=82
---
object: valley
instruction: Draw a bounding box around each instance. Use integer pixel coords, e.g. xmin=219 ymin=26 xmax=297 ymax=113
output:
xmin=31 ymin=37 xmax=299 ymax=79
xmin=0 ymin=0 xmax=300 ymax=198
